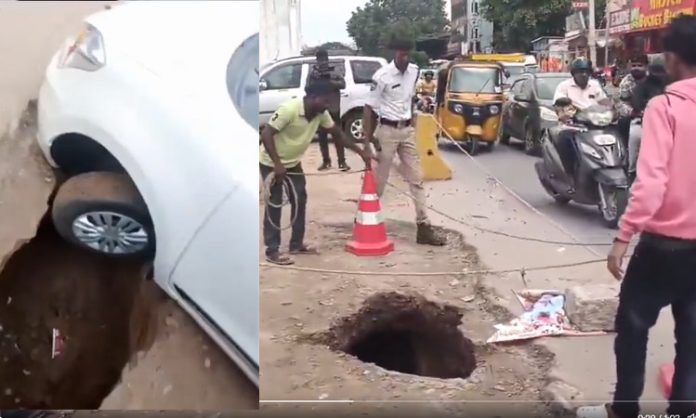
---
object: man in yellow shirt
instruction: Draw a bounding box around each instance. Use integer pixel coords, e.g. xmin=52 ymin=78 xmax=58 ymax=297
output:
xmin=260 ymin=80 xmax=372 ymax=265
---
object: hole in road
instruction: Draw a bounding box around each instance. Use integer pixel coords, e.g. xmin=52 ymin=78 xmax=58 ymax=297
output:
xmin=0 ymin=213 xmax=156 ymax=409
xmin=326 ymin=292 xmax=477 ymax=379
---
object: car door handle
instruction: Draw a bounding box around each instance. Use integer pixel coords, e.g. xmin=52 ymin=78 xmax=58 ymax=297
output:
xmin=290 ymin=96 xmax=297 ymax=99
xmin=341 ymin=93 xmax=349 ymax=97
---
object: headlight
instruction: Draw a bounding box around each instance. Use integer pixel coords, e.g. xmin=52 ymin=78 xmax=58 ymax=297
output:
xmin=453 ymin=103 xmax=464 ymax=113
xmin=586 ymin=111 xmax=614 ymax=127
xmin=540 ymin=107 xmax=558 ymax=122
xmin=592 ymin=134 xmax=616 ymax=146
xmin=59 ymin=24 xmax=106 ymax=71
xmin=579 ymin=142 xmax=601 ymax=159
xmin=489 ymin=105 xmax=500 ymax=115
xmin=226 ymin=33 xmax=259 ymax=130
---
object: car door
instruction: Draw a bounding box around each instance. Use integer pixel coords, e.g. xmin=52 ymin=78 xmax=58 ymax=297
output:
xmin=506 ymin=79 xmax=525 ymax=137
xmin=345 ymin=59 xmax=385 ymax=118
xmin=259 ymin=61 xmax=305 ymax=126
xmin=512 ymin=78 xmax=533 ymax=135
xmin=170 ymin=187 xmax=258 ymax=383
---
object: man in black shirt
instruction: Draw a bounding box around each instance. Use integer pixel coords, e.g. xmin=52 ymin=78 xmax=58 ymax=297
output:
xmin=307 ymin=49 xmax=348 ymax=171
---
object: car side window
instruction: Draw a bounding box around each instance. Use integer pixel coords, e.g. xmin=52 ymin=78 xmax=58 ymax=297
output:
xmin=351 ymin=60 xmax=383 ymax=84
xmin=521 ymin=79 xmax=534 ymax=97
xmin=262 ymin=63 xmax=302 ymax=90
xmin=511 ymin=80 xmax=524 ymax=95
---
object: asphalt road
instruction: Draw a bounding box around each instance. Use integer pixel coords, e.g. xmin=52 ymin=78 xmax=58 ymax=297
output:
xmin=440 ymin=141 xmax=615 ymax=255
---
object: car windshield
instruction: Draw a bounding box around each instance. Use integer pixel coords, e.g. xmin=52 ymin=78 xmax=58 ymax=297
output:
xmin=449 ymin=67 xmax=499 ymax=93
xmin=535 ymin=77 xmax=566 ymax=100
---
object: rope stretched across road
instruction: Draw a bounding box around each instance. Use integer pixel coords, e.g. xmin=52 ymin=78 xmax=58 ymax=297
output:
xmin=260 ymin=256 xmax=611 ymax=276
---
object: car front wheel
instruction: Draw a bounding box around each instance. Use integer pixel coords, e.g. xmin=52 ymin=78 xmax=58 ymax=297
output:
xmin=51 ymin=172 xmax=155 ymax=258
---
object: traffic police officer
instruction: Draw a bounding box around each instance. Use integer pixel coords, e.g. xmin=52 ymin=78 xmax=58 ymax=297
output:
xmin=361 ymin=37 xmax=446 ymax=246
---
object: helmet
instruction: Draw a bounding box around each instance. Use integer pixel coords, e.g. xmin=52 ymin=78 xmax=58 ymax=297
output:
xmin=570 ymin=57 xmax=593 ymax=74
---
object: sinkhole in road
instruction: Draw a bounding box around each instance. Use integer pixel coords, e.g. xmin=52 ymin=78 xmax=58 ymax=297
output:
xmin=326 ymin=292 xmax=477 ymax=379
xmin=0 ymin=213 xmax=156 ymax=409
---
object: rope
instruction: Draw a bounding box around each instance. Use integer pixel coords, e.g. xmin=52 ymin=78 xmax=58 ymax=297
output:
xmin=261 ymin=168 xmax=367 ymax=231
xmin=260 ymin=256 xmax=610 ymax=276
xmin=261 ymin=171 xmax=298 ymax=231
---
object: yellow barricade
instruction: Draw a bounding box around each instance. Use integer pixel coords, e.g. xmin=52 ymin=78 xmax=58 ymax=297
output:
xmin=414 ymin=113 xmax=452 ymax=181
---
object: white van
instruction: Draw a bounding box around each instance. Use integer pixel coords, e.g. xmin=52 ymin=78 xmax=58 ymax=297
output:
xmin=259 ymin=55 xmax=387 ymax=141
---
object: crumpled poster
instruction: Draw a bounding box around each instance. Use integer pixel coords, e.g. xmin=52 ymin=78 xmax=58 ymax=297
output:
xmin=487 ymin=289 xmax=606 ymax=343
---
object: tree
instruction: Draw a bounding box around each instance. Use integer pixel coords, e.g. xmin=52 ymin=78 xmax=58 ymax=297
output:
xmin=346 ymin=0 xmax=448 ymax=57
xmin=481 ymin=0 xmax=606 ymax=52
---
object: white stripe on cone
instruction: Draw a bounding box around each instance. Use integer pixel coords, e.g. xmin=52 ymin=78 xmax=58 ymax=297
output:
xmin=355 ymin=210 xmax=384 ymax=225
xmin=360 ymin=193 xmax=379 ymax=201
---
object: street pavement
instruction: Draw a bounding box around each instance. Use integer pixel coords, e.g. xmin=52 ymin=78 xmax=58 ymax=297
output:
xmin=440 ymin=142 xmax=614 ymax=255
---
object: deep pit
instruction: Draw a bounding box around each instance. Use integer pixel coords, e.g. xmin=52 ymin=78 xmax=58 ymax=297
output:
xmin=0 ymin=214 xmax=155 ymax=409
xmin=324 ymin=292 xmax=477 ymax=379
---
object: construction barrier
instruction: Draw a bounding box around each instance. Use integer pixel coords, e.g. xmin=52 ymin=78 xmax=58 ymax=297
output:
xmin=415 ymin=113 xmax=452 ymax=181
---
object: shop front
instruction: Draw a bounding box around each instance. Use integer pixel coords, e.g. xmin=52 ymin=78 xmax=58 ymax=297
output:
xmin=625 ymin=0 xmax=696 ymax=53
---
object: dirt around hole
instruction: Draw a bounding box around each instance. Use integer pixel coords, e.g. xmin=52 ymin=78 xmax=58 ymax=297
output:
xmin=322 ymin=292 xmax=477 ymax=379
xmin=0 ymin=215 xmax=156 ymax=409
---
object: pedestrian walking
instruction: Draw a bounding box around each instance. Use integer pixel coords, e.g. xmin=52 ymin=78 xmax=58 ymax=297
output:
xmin=361 ymin=36 xmax=446 ymax=246
xmin=260 ymin=79 xmax=372 ymax=265
xmin=307 ymin=48 xmax=349 ymax=171
xmin=578 ymin=15 xmax=696 ymax=418
xmin=627 ymin=61 xmax=669 ymax=181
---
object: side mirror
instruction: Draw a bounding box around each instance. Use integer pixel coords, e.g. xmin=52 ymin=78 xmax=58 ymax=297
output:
xmin=514 ymin=93 xmax=531 ymax=102
xmin=504 ymin=70 xmax=511 ymax=78
xmin=259 ymin=80 xmax=268 ymax=91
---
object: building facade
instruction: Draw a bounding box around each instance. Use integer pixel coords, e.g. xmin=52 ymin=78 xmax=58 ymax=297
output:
xmin=447 ymin=0 xmax=494 ymax=55
xmin=260 ymin=0 xmax=302 ymax=65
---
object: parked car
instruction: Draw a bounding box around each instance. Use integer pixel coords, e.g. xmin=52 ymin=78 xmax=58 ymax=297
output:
xmin=501 ymin=72 xmax=569 ymax=155
xmin=259 ymin=55 xmax=387 ymax=142
xmin=36 ymin=1 xmax=259 ymax=385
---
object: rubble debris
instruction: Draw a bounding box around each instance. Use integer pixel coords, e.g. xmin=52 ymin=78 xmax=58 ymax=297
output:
xmin=565 ymin=284 xmax=619 ymax=332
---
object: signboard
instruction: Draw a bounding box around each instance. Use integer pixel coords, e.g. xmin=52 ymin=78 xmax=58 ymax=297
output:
xmin=609 ymin=8 xmax=632 ymax=33
xmin=630 ymin=0 xmax=696 ymax=31
xmin=573 ymin=1 xmax=589 ymax=9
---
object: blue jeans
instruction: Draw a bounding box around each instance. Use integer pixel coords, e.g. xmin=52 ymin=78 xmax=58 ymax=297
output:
xmin=259 ymin=163 xmax=307 ymax=256
xmin=612 ymin=235 xmax=696 ymax=418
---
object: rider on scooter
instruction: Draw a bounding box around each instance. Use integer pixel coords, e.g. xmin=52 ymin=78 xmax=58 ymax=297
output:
xmin=416 ymin=71 xmax=437 ymax=112
xmin=552 ymin=57 xmax=612 ymax=187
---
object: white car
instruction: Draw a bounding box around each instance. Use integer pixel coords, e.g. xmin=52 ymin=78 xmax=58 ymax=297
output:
xmin=259 ymin=55 xmax=387 ymax=141
xmin=36 ymin=1 xmax=259 ymax=385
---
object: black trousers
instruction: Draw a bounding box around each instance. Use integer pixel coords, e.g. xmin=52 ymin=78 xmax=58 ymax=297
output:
xmin=618 ymin=116 xmax=631 ymax=150
xmin=612 ymin=234 xmax=696 ymax=418
xmin=557 ymin=130 xmax=577 ymax=177
xmin=318 ymin=111 xmax=345 ymax=164
xmin=259 ymin=163 xmax=307 ymax=256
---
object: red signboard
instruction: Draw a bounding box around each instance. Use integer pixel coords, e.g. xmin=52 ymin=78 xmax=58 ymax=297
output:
xmin=573 ymin=1 xmax=589 ymax=9
xmin=630 ymin=0 xmax=696 ymax=31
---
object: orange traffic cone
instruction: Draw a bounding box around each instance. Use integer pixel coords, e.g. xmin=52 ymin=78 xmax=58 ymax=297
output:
xmin=659 ymin=362 xmax=674 ymax=399
xmin=345 ymin=169 xmax=394 ymax=256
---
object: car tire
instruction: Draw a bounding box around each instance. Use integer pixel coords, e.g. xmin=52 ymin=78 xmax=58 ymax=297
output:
xmin=52 ymin=172 xmax=155 ymax=258
xmin=343 ymin=110 xmax=363 ymax=143
xmin=523 ymin=125 xmax=541 ymax=156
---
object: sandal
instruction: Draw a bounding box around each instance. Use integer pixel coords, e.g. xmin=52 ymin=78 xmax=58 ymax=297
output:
xmin=289 ymin=245 xmax=319 ymax=255
xmin=266 ymin=253 xmax=294 ymax=265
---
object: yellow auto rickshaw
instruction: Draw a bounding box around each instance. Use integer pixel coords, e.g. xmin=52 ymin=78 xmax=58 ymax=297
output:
xmin=435 ymin=59 xmax=511 ymax=155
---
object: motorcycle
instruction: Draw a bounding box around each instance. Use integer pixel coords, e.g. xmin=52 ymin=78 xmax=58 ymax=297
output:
xmin=593 ymin=70 xmax=607 ymax=87
xmin=416 ymin=94 xmax=436 ymax=113
xmin=534 ymin=99 xmax=629 ymax=228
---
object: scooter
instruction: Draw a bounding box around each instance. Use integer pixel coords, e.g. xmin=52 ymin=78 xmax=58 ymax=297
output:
xmin=534 ymin=100 xmax=629 ymax=228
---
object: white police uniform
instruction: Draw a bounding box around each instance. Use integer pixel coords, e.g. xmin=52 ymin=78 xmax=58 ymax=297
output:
xmin=366 ymin=61 xmax=429 ymax=224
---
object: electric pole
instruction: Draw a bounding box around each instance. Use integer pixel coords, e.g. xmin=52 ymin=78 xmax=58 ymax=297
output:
xmin=588 ymin=0 xmax=598 ymax=65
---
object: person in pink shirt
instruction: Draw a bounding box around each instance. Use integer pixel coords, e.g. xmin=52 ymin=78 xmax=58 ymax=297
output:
xmin=579 ymin=15 xmax=696 ymax=418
